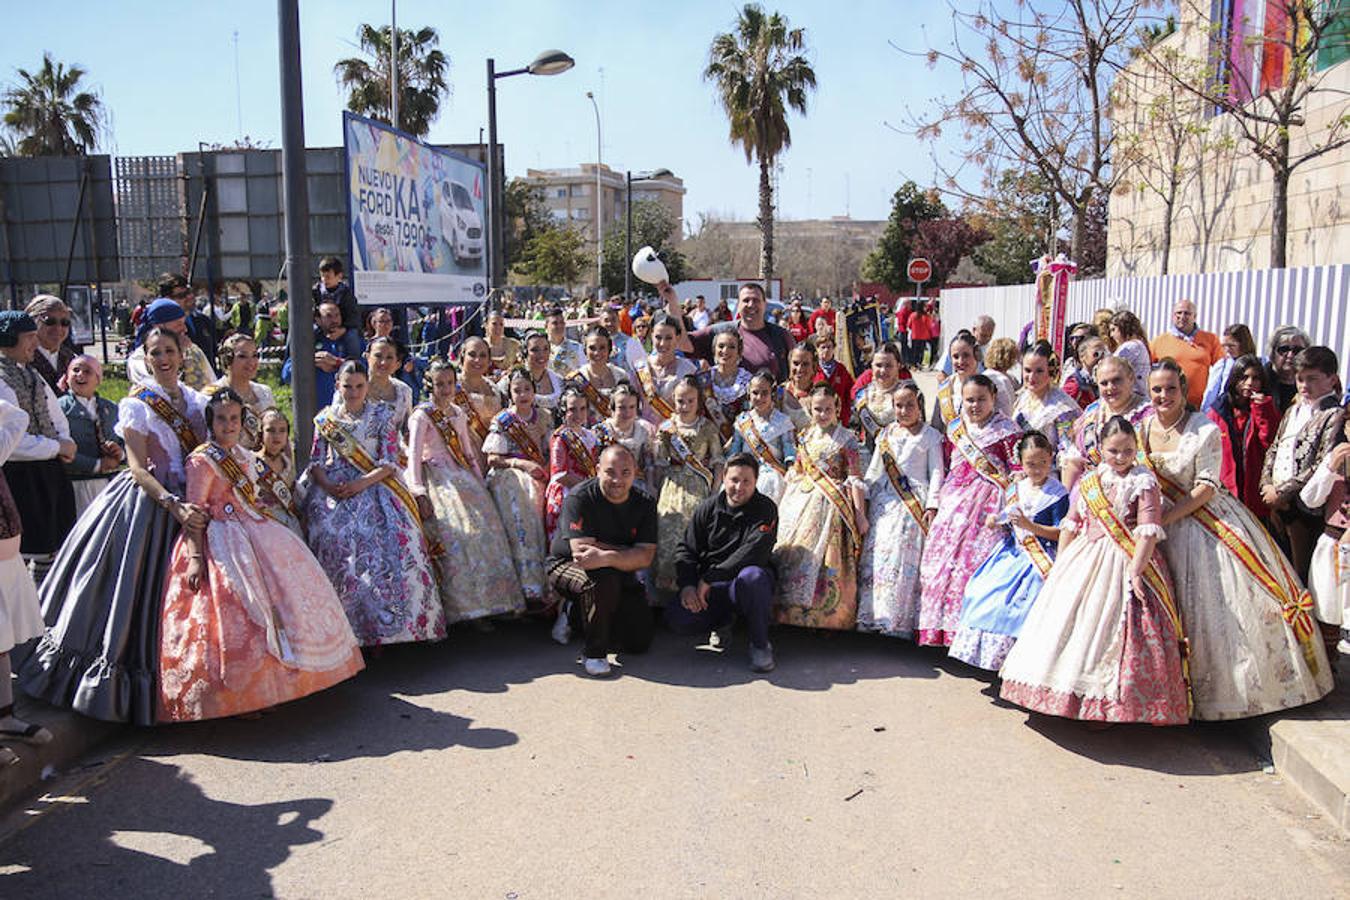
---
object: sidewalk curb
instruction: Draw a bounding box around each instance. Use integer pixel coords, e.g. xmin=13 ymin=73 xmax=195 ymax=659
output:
xmin=0 ymin=695 xmax=121 ymax=811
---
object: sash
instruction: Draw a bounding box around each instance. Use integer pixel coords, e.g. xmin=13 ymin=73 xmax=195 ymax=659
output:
xmin=1079 ymin=471 xmax=1192 ymax=709
xmin=663 ymin=425 xmax=715 ymax=490
xmin=592 ymin=420 xmax=619 ymax=448
xmin=135 ymin=387 xmax=201 ymax=456
xmin=797 ymin=434 xmax=862 ymax=559
xmin=736 ymin=415 xmax=787 ymax=477
xmin=637 ymin=363 xmax=675 ymax=421
xmin=317 ymin=415 xmax=428 ymax=532
xmin=425 ymin=404 xmax=474 ymax=471
xmin=556 ymin=426 xmax=598 ymax=478
xmin=255 ymin=456 xmax=299 ymax=521
xmin=855 ymin=396 xmax=882 ymax=442
xmin=948 ymin=418 xmax=1012 ymax=492
xmin=453 ymin=385 xmax=491 ymax=443
xmin=204 ymin=384 xmax=261 ymax=447
xmin=937 ymin=378 xmax=957 ymax=426
xmin=494 ymin=410 xmax=548 ymax=467
xmin=876 ymin=434 xmax=928 ymax=534
xmin=701 ymin=372 xmax=746 ymax=443
xmin=199 ymin=442 xmax=266 ymax=517
xmin=567 ymin=370 xmax=612 ymax=420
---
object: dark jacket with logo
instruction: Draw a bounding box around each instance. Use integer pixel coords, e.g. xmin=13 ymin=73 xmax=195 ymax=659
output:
xmin=675 ymin=489 xmax=778 ymax=589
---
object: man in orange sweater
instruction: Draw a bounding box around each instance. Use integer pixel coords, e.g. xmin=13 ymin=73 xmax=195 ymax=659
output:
xmin=1150 ymin=298 xmax=1221 ymax=408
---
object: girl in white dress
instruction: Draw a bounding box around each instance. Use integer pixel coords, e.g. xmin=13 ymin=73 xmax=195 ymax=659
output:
xmin=726 ymin=370 xmax=797 ymax=504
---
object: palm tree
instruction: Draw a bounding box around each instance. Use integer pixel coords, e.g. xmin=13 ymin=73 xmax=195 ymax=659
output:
xmin=705 ymin=4 xmax=815 ymax=280
xmin=2 ymin=53 xmax=103 ymax=156
xmin=334 ymin=24 xmax=450 ymax=138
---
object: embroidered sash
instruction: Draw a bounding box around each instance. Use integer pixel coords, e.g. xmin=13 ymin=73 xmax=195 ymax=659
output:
xmin=424 ymin=404 xmax=474 ymax=471
xmin=937 ymin=378 xmax=957 ymax=426
xmin=256 ymin=456 xmax=299 ymax=521
xmin=199 ymin=442 xmax=265 ymax=514
xmin=317 ymin=414 xmax=426 ymax=531
xmin=736 ymin=415 xmax=787 ymax=477
xmin=877 ymin=434 xmax=928 ymax=534
xmin=568 ymin=370 xmax=612 ymax=420
xmin=663 ymin=425 xmax=714 ymax=490
xmin=948 ymin=418 xmax=1012 ymax=492
xmin=453 ymin=385 xmax=492 ymax=443
xmin=797 ymin=433 xmax=862 ymax=559
xmin=556 ymin=426 xmax=598 ymax=478
xmin=135 ymin=387 xmax=201 ymax=455
xmin=494 ymin=410 xmax=548 ymax=467
xmin=636 ymin=363 xmax=675 ymax=421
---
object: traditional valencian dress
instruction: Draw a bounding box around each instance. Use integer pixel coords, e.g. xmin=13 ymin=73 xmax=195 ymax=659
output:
xmin=1000 ymin=463 xmax=1190 ymax=725
xmin=653 ymin=416 xmax=723 ymax=593
xmin=634 ymin=355 xmax=697 ymax=427
xmin=407 ymin=401 xmax=525 ymax=623
xmin=916 ymin=412 xmax=1021 ymax=646
xmin=852 ymin=380 xmax=901 ymax=453
xmin=726 ymin=407 xmax=797 ymax=504
xmin=1142 ymin=413 xmax=1331 ymax=719
xmin=483 ymin=405 xmax=552 ymax=605
xmin=0 ymin=398 xmax=42 ymax=660
xmin=780 ymin=382 xmax=812 ymax=431
xmin=158 ymin=443 xmax=363 ymax=721
xmin=701 ymin=367 xmax=753 ymax=446
xmin=1061 ymin=395 xmax=1152 ymax=475
xmin=1012 ymin=386 xmax=1081 ymax=471
xmin=256 ymin=450 xmax=302 ymax=535
xmin=857 ymin=422 xmax=944 ymax=637
xmin=545 ymin=423 xmax=600 ymax=539
xmin=205 ymin=378 xmax=275 ymax=451
xmin=1301 ymin=455 xmax=1350 ymax=635
xmin=773 ymin=423 xmax=866 ymax=630
xmin=17 ymin=382 xmax=207 ymax=725
xmin=592 ymin=416 xmax=656 ymax=496
xmin=566 ymin=364 xmax=628 ymax=425
xmin=950 ymin=477 xmax=1069 ymax=670
xmin=301 ymin=400 xmax=444 ymax=646
xmin=454 ymin=378 xmax=502 ymax=463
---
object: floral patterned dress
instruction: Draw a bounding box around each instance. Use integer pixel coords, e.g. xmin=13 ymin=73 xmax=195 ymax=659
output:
xmin=593 ymin=417 xmax=657 ymax=496
xmin=407 ymin=402 xmax=525 ymax=623
xmin=773 ymin=424 xmax=866 ymax=630
xmin=725 ymin=408 xmax=797 ymax=504
xmin=852 ymin=381 xmax=901 ymax=454
xmin=545 ymin=425 xmax=600 ymax=539
xmin=653 ymin=416 xmax=723 ymax=593
xmin=256 ymin=451 xmax=301 ymax=536
xmin=159 ymin=445 xmax=364 ymax=721
xmin=301 ymin=400 xmax=444 ymax=646
xmin=1013 ymin=386 xmax=1082 ymax=472
xmin=483 ymin=406 xmax=552 ymax=604
xmin=702 ymin=367 xmax=753 ymax=444
xmin=456 ymin=378 xmax=504 ymax=464
xmin=567 ymin=364 xmax=628 ymax=425
xmin=635 ymin=356 xmax=698 ymax=427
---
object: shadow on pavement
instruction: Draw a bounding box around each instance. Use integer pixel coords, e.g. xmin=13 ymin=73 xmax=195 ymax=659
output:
xmin=0 ymin=758 xmax=328 ymax=899
xmin=1016 ymin=713 xmax=1257 ymax=775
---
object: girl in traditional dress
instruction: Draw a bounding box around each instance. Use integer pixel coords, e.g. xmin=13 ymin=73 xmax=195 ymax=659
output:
xmin=158 ymin=389 xmax=363 ymax=722
xmin=364 ymin=336 xmax=414 ymax=434
xmin=852 ymin=343 xmax=907 ymax=455
xmin=635 ymin=314 xmax=698 ymax=427
xmin=301 ymin=361 xmax=444 ymax=647
xmin=256 ymin=408 xmax=301 ymax=535
xmin=545 ymin=388 xmax=600 ymax=539
xmin=726 ymin=370 xmax=797 ymax=504
xmin=456 ymin=336 xmax=505 ymax=469
xmin=207 ymin=333 xmax=275 ymax=450
xmin=929 ymin=333 xmax=983 ymax=437
xmin=567 ymin=325 xmax=627 ymax=425
xmin=1000 ymin=416 xmax=1190 ymax=726
xmin=509 ymin=331 xmax=568 ymax=422
xmin=701 ymin=327 xmax=754 ymax=444
xmin=484 ymin=367 xmax=553 ymax=607
xmin=17 ymin=328 xmax=209 ymax=725
xmin=1142 ymin=360 xmax=1331 ymax=719
xmin=774 ymin=383 xmax=868 ymax=630
xmin=592 ymin=383 xmax=657 ymax=495
xmin=857 ymin=382 xmax=943 ymax=638
xmin=950 ymin=431 xmax=1068 ymax=670
xmin=653 ymin=376 xmax=724 ymax=595
xmin=780 ymin=343 xmax=818 ymax=430
xmin=1060 ymin=354 xmax=1152 ymax=490
xmin=917 ymin=374 xmax=1022 ymax=647
xmin=406 ymin=360 xmax=525 ymax=625
xmin=1013 ymin=340 xmax=1082 ymax=473
xmin=59 ymin=354 xmax=124 ymax=515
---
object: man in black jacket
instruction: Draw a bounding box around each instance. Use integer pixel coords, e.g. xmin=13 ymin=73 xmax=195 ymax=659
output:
xmin=313 ymin=257 xmax=362 ymax=333
xmin=669 ymin=452 xmax=779 ymax=673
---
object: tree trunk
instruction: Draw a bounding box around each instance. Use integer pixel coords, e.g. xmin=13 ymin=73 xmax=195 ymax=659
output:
xmin=1160 ymin=201 xmax=1172 ymax=276
xmin=1270 ymin=132 xmax=1290 ymax=269
xmin=1069 ymin=203 xmax=1085 ymax=263
xmin=757 ymin=155 xmax=774 ymax=280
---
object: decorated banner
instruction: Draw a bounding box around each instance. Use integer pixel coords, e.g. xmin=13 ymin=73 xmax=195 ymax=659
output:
xmin=1032 ymin=253 xmax=1077 ymax=359
xmin=344 ymin=111 xmax=488 ymax=305
xmin=835 ymin=297 xmax=883 ymax=377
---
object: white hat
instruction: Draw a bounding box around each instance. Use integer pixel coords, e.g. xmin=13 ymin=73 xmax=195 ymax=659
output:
xmin=631 ymin=246 xmax=669 ymax=286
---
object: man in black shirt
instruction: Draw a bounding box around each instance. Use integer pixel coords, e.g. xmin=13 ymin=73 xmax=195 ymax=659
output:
xmin=669 ymin=452 xmax=779 ymax=673
xmin=547 ymin=444 xmax=658 ymax=677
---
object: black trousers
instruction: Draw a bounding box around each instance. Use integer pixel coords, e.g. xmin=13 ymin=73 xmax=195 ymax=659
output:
xmin=547 ymin=560 xmax=654 ymax=660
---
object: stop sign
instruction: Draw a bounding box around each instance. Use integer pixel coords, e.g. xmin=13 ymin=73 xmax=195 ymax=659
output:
xmin=907 ymin=258 xmax=932 ymax=284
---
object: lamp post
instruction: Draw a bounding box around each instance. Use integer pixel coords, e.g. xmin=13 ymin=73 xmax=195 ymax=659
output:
xmin=585 ymin=91 xmax=602 ymax=298
xmin=624 ymin=168 xmax=673 ymax=299
xmin=486 ymin=50 xmax=574 ymax=292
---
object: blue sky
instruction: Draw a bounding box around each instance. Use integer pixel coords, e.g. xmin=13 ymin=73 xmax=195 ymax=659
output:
xmin=1 ymin=0 xmax=968 ymax=226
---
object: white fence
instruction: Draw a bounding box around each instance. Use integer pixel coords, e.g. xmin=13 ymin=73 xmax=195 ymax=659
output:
xmin=938 ymin=264 xmax=1350 ymax=383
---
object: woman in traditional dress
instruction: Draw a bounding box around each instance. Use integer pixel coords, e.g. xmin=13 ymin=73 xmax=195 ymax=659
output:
xmin=17 ymin=328 xmax=209 ymax=724
xmin=567 ymin=325 xmax=627 ymax=425
xmin=774 ymin=384 xmax=868 ymax=630
xmin=726 ymin=370 xmax=797 ymax=504
xmin=364 ymin=336 xmax=414 ymax=435
xmin=301 ymin=361 xmax=444 ymax=647
xmin=917 ymin=374 xmax=1021 ymax=647
xmin=950 ymin=431 xmax=1068 ymax=670
xmin=1013 ymin=340 xmax=1082 ymax=473
xmin=206 ymin=333 xmax=275 ymax=450
xmin=592 ymin=383 xmax=657 ymax=496
xmin=59 ymin=354 xmax=124 ymax=515
xmin=256 ymin=408 xmax=301 ymax=535
xmin=456 ymin=336 xmax=505 ymax=469
xmin=852 ymin=343 xmax=907 ymax=455
xmin=545 ymin=388 xmax=600 ymax=539
xmin=1000 ymin=416 xmax=1189 ymax=726
xmin=857 ymin=382 xmax=943 ymax=638
xmin=158 ymin=389 xmax=363 ymax=722
xmin=1301 ymin=437 xmax=1350 ymax=647
xmin=1141 ymin=360 xmax=1331 ymax=719
xmin=484 ymin=367 xmax=553 ymax=607
xmin=1060 ymin=354 xmax=1151 ymax=490
xmin=653 ymin=376 xmax=724 ymax=596
xmin=929 ymin=333 xmax=1005 ymax=438
xmin=701 ymin=327 xmax=753 ymax=444
xmin=406 ymin=360 xmax=525 ymax=625
xmin=506 ymin=331 xmax=567 ymax=422
xmin=635 ymin=314 xmax=698 ymax=428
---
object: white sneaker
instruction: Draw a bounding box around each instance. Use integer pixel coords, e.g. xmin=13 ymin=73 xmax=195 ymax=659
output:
xmin=551 ymin=603 xmax=572 ymax=645
xmin=583 ymin=657 xmax=612 ymax=677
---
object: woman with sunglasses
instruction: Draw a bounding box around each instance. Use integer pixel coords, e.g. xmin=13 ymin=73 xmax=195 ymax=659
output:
xmin=23 ymin=296 xmax=77 ymax=394
xmin=1262 ymin=326 xmax=1311 ymax=413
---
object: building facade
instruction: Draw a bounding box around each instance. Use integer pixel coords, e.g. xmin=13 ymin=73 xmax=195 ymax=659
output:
xmin=524 ymin=164 xmax=685 ymax=252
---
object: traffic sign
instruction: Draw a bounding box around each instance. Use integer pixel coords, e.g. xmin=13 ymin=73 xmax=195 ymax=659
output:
xmin=907 ymin=258 xmax=932 ymax=284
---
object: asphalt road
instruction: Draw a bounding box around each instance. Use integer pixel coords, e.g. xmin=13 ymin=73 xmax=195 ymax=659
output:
xmin=0 ymin=623 xmax=1345 ymax=899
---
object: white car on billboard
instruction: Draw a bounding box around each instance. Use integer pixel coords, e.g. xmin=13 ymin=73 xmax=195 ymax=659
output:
xmin=439 ymin=180 xmax=483 ymax=265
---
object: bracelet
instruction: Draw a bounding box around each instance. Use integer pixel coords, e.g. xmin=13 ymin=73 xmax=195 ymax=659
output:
xmin=159 ymin=492 xmax=180 ymax=509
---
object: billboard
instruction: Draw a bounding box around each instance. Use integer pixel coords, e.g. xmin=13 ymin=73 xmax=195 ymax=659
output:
xmin=343 ymin=112 xmax=487 ymax=306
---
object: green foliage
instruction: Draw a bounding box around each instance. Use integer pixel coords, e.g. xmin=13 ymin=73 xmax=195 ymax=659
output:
xmin=971 ymin=169 xmax=1060 ymax=285
xmin=504 ymin=179 xmax=556 ymax=275
xmin=98 ymin=368 xmax=294 ymax=419
xmin=600 ymin=199 xmax=687 ymax=296
xmin=334 ymin=25 xmax=450 ymax=137
xmin=519 ymin=226 xmax=588 ymax=289
xmin=2 ymin=52 xmax=103 ymax=156
xmin=860 ymin=181 xmax=947 ymax=291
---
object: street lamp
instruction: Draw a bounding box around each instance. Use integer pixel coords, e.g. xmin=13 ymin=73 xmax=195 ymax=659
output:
xmin=624 ymin=168 xmax=673 ymax=299
xmin=486 ymin=49 xmax=575 ymax=291
xmin=585 ymin=91 xmax=602 ymax=298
